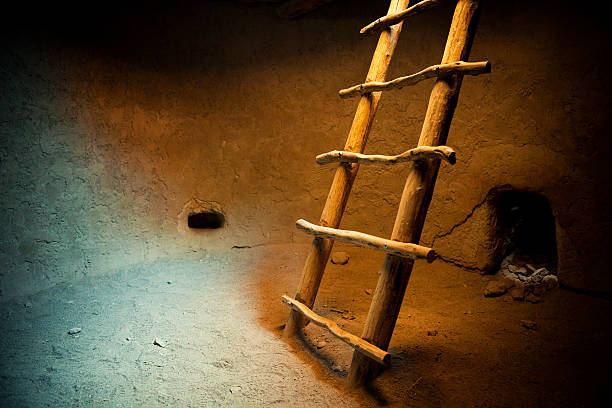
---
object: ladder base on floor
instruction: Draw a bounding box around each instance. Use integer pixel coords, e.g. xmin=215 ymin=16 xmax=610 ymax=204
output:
xmin=282 ymin=295 xmax=391 ymax=366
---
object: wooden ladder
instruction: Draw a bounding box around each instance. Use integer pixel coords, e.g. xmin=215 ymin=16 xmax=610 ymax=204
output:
xmin=282 ymin=0 xmax=489 ymax=387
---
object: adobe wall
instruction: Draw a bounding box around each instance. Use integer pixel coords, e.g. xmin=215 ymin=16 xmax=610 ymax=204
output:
xmin=1 ymin=0 xmax=610 ymax=300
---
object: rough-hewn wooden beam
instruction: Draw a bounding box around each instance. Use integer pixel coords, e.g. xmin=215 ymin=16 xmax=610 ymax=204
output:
xmin=296 ymin=219 xmax=436 ymax=262
xmin=339 ymin=61 xmax=490 ymax=98
xmin=361 ymin=0 xmax=443 ymax=36
xmin=316 ymin=145 xmax=456 ymax=165
xmin=277 ymin=0 xmax=338 ymax=18
xmin=282 ymin=295 xmax=391 ymax=365
xmin=283 ymin=0 xmax=411 ymax=338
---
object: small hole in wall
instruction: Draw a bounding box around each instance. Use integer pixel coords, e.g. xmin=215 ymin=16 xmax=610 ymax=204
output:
xmin=187 ymin=211 xmax=225 ymax=229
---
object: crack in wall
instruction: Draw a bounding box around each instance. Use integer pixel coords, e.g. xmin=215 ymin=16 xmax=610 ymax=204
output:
xmin=429 ymin=189 xmax=495 ymax=248
xmin=429 ymin=198 xmax=486 ymax=248
xmin=429 ymin=185 xmax=516 ymax=250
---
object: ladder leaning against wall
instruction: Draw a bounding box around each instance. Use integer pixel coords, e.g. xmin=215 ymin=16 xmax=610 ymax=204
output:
xmin=281 ymin=0 xmax=490 ymax=387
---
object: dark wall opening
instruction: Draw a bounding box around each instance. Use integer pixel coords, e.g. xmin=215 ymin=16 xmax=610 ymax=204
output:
xmin=187 ymin=211 xmax=225 ymax=229
xmin=494 ymin=190 xmax=557 ymax=271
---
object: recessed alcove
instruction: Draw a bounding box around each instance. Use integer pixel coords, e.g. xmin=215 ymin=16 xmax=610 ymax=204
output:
xmin=492 ymin=189 xmax=558 ymax=272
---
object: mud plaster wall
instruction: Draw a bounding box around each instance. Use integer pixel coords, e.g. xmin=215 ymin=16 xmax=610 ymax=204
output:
xmin=1 ymin=0 xmax=611 ymax=301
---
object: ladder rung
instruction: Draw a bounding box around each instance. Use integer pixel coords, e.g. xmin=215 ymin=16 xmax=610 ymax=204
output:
xmin=361 ymin=0 xmax=442 ymax=36
xmin=281 ymin=295 xmax=391 ymax=366
xmin=296 ymin=219 xmax=436 ymax=263
xmin=316 ymin=145 xmax=456 ymax=165
xmin=339 ymin=61 xmax=490 ymax=99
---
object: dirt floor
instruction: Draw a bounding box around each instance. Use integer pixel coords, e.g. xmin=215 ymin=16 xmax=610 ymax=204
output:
xmin=1 ymin=243 xmax=611 ymax=407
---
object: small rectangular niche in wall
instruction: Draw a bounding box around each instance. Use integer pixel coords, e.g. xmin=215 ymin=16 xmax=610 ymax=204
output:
xmin=187 ymin=211 xmax=225 ymax=229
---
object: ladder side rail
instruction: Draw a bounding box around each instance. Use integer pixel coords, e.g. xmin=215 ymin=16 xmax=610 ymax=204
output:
xmin=348 ymin=0 xmax=484 ymax=387
xmin=284 ymin=0 xmax=412 ymax=337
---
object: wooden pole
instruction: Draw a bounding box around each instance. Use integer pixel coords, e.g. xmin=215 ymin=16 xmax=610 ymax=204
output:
xmin=360 ymin=0 xmax=443 ymax=36
xmin=282 ymin=296 xmax=391 ymax=365
xmin=284 ymin=0 xmax=412 ymax=338
xmin=339 ymin=60 xmax=490 ymax=99
xmin=295 ymin=219 xmax=436 ymax=262
xmin=347 ymin=0 xmax=484 ymax=387
xmin=316 ymin=145 xmax=456 ymax=165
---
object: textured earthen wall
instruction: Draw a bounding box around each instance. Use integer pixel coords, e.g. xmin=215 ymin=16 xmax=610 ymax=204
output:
xmin=1 ymin=0 xmax=610 ymax=300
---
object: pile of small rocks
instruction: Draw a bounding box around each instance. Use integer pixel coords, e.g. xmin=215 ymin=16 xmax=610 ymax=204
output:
xmin=484 ymin=252 xmax=558 ymax=303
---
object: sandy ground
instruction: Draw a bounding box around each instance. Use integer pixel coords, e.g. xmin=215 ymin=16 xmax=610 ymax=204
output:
xmin=0 ymin=248 xmax=355 ymax=407
xmin=1 ymin=243 xmax=611 ymax=407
